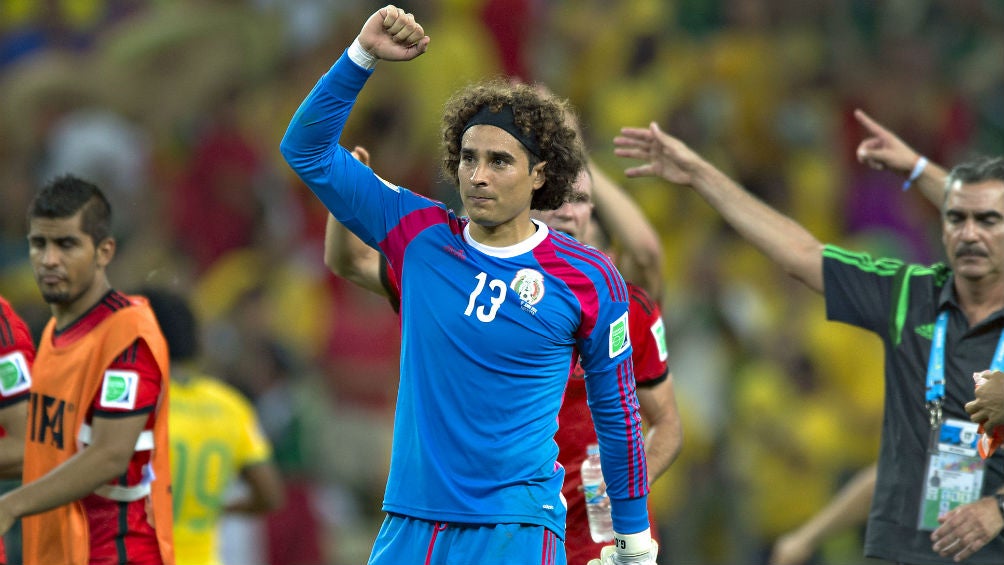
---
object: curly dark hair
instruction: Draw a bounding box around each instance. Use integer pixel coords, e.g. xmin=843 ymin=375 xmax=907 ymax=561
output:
xmin=440 ymin=79 xmax=584 ymax=211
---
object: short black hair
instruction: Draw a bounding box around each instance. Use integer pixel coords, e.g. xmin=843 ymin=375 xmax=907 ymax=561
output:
xmin=28 ymin=174 xmax=112 ymax=245
xmin=141 ymin=287 xmax=198 ymax=362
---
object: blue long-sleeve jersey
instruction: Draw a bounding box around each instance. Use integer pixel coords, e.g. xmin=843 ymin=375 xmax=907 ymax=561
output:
xmin=280 ymin=50 xmax=649 ymax=537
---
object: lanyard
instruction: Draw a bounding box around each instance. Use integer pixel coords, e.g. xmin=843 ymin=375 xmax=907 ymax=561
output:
xmin=926 ymin=310 xmax=1004 ymax=408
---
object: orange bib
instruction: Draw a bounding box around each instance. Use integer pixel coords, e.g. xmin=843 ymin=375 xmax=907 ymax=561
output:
xmin=23 ymin=298 xmax=174 ymax=565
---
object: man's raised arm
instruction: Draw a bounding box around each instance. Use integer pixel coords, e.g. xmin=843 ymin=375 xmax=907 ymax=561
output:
xmin=854 ymin=108 xmax=948 ymax=207
xmin=614 ymin=122 xmax=825 ymax=293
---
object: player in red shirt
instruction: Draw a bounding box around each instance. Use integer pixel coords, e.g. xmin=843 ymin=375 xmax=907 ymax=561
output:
xmin=534 ymin=162 xmax=682 ymax=565
xmin=0 ymin=295 xmax=35 ymax=565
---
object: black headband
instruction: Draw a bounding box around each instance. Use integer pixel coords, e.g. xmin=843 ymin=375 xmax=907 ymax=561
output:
xmin=461 ymin=104 xmax=541 ymax=159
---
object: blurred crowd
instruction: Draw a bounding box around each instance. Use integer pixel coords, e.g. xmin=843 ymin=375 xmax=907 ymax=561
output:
xmin=2 ymin=0 xmax=1003 ymax=563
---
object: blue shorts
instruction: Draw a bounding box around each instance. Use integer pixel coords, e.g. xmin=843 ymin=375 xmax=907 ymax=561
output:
xmin=367 ymin=514 xmax=565 ymax=565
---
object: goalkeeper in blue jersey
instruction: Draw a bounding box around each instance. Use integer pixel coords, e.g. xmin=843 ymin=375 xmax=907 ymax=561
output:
xmin=280 ymin=5 xmax=655 ymax=565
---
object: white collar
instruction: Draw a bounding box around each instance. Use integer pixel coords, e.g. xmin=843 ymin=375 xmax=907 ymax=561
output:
xmin=463 ymin=218 xmax=549 ymax=258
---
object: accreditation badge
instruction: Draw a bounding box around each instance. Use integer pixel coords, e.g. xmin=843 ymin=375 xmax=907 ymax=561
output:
xmin=917 ymin=418 xmax=986 ymax=530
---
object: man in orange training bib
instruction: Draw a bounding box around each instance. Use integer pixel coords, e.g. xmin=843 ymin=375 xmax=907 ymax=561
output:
xmin=0 ymin=175 xmax=173 ymax=565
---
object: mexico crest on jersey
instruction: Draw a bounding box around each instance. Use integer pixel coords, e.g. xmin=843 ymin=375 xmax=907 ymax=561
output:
xmin=511 ymin=268 xmax=545 ymax=306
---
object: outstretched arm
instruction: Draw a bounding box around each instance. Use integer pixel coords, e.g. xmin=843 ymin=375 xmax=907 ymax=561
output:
xmin=590 ymin=160 xmax=665 ymax=302
xmin=854 ymin=109 xmax=948 ymax=207
xmin=769 ymin=463 xmax=876 ymax=565
xmin=614 ymin=122 xmax=825 ymax=293
xmin=279 ymin=5 xmax=429 ymax=246
xmin=544 ymin=84 xmax=664 ymax=301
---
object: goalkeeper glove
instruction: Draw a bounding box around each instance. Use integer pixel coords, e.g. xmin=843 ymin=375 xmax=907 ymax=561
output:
xmin=586 ymin=529 xmax=659 ymax=565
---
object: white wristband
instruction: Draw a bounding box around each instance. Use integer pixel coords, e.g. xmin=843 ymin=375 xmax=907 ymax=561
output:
xmin=902 ymin=156 xmax=928 ymax=191
xmin=613 ymin=528 xmax=652 ymax=557
xmin=348 ymin=37 xmax=378 ymax=70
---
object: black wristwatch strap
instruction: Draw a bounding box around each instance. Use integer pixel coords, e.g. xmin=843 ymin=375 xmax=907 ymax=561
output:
xmin=995 ymin=493 xmax=1004 ymax=518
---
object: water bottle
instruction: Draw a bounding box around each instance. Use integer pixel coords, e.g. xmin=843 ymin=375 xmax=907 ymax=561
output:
xmin=581 ymin=443 xmax=614 ymax=543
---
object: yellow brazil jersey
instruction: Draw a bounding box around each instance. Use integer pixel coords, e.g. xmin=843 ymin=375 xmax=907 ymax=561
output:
xmin=170 ymin=374 xmax=273 ymax=565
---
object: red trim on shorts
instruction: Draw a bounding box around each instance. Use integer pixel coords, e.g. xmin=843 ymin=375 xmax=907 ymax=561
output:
xmin=425 ymin=522 xmax=448 ymax=565
xmin=542 ymin=528 xmax=557 ymax=565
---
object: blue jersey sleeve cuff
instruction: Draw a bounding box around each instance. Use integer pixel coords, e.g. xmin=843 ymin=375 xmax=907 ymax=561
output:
xmin=609 ymin=495 xmax=650 ymax=534
xmin=322 ymin=49 xmax=375 ymax=100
